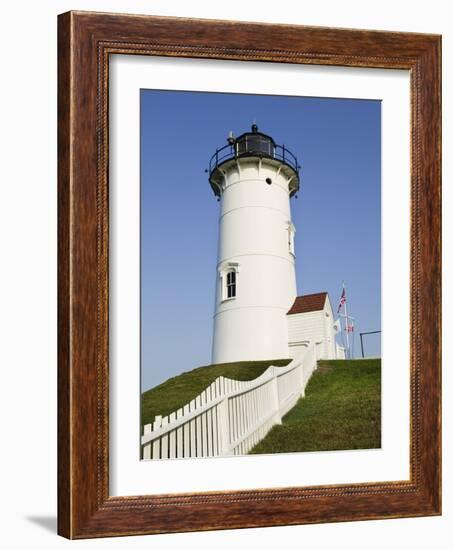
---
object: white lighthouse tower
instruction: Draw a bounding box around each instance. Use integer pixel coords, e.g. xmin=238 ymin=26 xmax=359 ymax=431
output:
xmin=209 ymin=124 xmax=300 ymax=364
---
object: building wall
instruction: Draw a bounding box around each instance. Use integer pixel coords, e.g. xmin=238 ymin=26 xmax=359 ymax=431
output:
xmin=212 ymin=158 xmax=297 ymax=364
xmin=287 ymin=297 xmax=339 ymax=360
xmin=288 ymin=310 xmax=325 ymax=359
xmin=323 ymin=297 xmax=337 ymax=359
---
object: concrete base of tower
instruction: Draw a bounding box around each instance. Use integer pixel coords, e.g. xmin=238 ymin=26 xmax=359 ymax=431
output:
xmin=211 ymin=307 xmax=291 ymax=365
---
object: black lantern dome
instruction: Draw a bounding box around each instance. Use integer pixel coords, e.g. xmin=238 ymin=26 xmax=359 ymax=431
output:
xmin=208 ymin=124 xmax=300 ymax=197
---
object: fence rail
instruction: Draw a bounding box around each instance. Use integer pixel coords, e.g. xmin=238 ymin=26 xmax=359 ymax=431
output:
xmin=142 ymin=341 xmax=318 ymax=459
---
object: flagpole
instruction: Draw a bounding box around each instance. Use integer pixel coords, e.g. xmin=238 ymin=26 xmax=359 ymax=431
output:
xmin=343 ymin=281 xmax=350 ymax=358
xmin=351 ymin=319 xmax=355 ymax=359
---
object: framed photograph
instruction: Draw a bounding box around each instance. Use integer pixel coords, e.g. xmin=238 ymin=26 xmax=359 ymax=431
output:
xmin=58 ymin=11 xmax=441 ymax=538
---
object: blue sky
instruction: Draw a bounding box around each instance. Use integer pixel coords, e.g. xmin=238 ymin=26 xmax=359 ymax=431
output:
xmin=141 ymin=90 xmax=381 ymax=391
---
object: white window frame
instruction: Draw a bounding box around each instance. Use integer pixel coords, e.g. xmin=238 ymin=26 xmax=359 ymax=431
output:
xmin=287 ymin=222 xmax=296 ymax=256
xmin=225 ymin=270 xmax=237 ymax=299
xmin=219 ymin=262 xmax=240 ymax=302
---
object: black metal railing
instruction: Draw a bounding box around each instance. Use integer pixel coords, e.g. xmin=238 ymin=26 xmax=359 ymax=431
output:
xmin=209 ymin=136 xmax=299 ymax=176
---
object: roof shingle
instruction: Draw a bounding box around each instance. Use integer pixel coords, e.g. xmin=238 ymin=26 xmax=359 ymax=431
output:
xmin=287 ymin=292 xmax=327 ymax=315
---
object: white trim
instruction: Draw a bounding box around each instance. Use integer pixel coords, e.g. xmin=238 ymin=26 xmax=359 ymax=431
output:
xmin=287 ymin=221 xmax=296 ymax=257
xmin=218 ymin=263 xmax=239 ymax=301
xmin=217 ymin=253 xmax=295 ymax=269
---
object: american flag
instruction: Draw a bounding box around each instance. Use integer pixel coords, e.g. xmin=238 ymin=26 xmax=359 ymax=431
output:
xmin=346 ymin=324 xmax=354 ymax=333
xmin=337 ymin=286 xmax=346 ymax=313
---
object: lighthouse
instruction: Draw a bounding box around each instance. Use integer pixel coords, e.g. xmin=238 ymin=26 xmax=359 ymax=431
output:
xmin=208 ymin=124 xmax=300 ymax=364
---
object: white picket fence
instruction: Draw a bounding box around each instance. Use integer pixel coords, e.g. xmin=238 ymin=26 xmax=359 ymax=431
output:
xmin=141 ymin=341 xmax=318 ymax=459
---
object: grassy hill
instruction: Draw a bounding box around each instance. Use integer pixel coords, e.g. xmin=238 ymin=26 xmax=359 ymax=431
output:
xmin=250 ymin=358 xmax=381 ymax=454
xmin=141 ymin=358 xmax=291 ymax=427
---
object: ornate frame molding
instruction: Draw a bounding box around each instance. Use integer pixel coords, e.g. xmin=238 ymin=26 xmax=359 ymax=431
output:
xmin=58 ymin=11 xmax=441 ymax=538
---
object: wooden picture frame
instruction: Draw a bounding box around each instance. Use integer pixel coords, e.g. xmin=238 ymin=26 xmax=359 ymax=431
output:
xmin=58 ymin=11 xmax=441 ymax=539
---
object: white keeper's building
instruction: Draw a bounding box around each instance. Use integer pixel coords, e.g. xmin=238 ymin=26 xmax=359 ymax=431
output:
xmin=208 ymin=124 xmax=344 ymax=365
xmin=287 ymin=292 xmax=344 ymax=360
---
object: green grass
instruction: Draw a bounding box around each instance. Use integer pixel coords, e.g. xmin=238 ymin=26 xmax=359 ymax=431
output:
xmin=141 ymin=358 xmax=291 ymax=427
xmin=250 ymin=358 xmax=381 ymax=454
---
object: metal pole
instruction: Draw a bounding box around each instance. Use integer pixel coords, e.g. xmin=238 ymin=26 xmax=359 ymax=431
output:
xmin=351 ymin=320 xmax=355 ymax=359
xmin=343 ymin=283 xmax=350 ymax=359
xmin=358 ymin=331 xmax=381 ymax=359
xmin=340 ymin=315 xmax=346 ymax=351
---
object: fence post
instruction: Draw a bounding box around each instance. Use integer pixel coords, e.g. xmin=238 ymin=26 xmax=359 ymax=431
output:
xmin=298 ymin=362 xmax=306 ymax=398
xmin=217 ymin=396 xmax=232 ymax=456
xmin=142 ymin=424 xmax=152 ymax=459
xmin=295 ymin=347 xmax=308 ymax=397
xmin=270 ymin=369 xmax=282 ymax=425
xmin=152 ymin=415 xmax=162 ymax=459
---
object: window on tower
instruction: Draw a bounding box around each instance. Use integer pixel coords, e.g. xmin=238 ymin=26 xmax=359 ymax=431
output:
xmin=288 ymin=223 xmax=296 ymax=256
xmin=219 ymin=263 xmax=239 ymax=302
xmin=226 ymin=270 xmax=236 ymax=299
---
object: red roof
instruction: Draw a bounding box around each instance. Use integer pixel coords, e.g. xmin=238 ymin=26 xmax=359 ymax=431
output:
xmin=287 ymin=292 xmax=328 ymax=315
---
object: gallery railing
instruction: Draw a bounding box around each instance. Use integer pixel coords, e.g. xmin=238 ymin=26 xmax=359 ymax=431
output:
xmin=208 ymin=138 xmax=299 ymax=177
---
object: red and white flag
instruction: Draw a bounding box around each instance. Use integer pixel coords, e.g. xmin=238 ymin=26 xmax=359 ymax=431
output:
xmin=337 ymin=286 xmax=346 ymax=313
